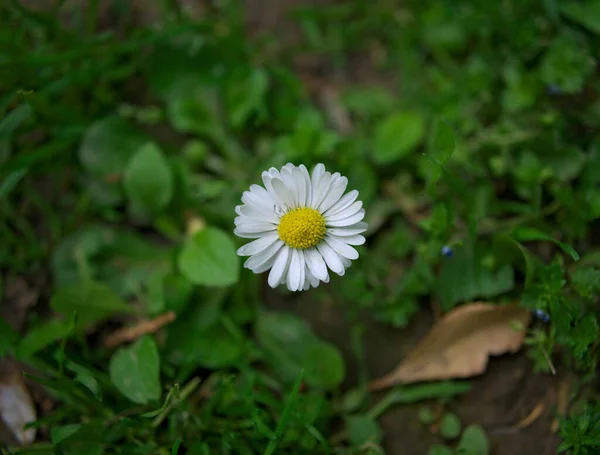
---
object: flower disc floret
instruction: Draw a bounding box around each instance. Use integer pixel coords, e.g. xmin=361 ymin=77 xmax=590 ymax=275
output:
xmin=277 ymin=207 xmax=326 ymax=249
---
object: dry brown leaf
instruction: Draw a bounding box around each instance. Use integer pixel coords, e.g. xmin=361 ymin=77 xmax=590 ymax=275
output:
xmin=369 ymin=302 xmax=531 ymax=391
xmin=0 ymin=363 xmax=36 ymax=445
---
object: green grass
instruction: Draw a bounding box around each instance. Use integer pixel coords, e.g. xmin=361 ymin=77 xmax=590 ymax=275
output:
xmin=1 ymin=1 xmax=600 ymax=454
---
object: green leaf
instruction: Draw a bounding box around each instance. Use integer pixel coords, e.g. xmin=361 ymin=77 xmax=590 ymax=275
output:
xmin=109 ymin=336 xmax=161 ymax=405
xmin=0 ymin=104 xmax=32 ymax=140
xmin=561 ymin=1 xmax=600 ymax=35
xmin=51 ymin=421 xmax=105 ymax=455
xmin=302 ymin=341 xmax=345 ymax=390
xmin=50 ymin=280 xmax=131 ymax=327
xmin=226 ymin=67 xmax=269 ymax=128
xmin=16 ymin=319 xmax=73 ymax=359
xmin=571 ymin=267 xmax=600 ymax=299
xmin=124 ymin=143 xmax=174 ymax=216
xmin=567 ymin=314 xmax=598 ymax=360
xmin=511 ymin=226 xmax=579 ymax=261
xmin=435 ymin=246 xmax=515 ymax=310
xmin=0 ymin=169 xmax=27 ymax=199
xmin=168 ymin=321 xmax=243 ymax=368
xmin=541 ymin=32 xmax=594 ymax=94
xmin=368 ymin=382 xmax=471 ymax=419
xmin=255 ymin=311 xmax=317 ymax=383
xmin=65 ymin=361 xmax=101 ymax=400
xmin=456 ymin=425 xmax=490 ymax=455
xmin=177 ymin=227 xmax=239 ymax=287
xmin=428 ymin=445 xmax=454 ymax=455
xmin=418 ymin=407 xmax=435 ymax=424
xmin=0 ymin=318 xmax=18 ymax=357
xmin=346 ymin=415 xmax=383 ymax=447
xmin=79 ymin=116 xmax=148 ymax=178
xmin=374 ymin=111 xmax=425 ymax=164
xmin=440 ymin=412 xmax=461 ymax=439
xmin=429 ymin=120 xmax=456 ymax=163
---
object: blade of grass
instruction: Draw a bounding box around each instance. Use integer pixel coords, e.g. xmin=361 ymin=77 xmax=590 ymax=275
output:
xmin=263 ymin=370 xmax=304 ymax=455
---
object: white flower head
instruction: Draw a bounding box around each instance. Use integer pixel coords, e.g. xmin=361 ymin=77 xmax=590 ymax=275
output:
xmin=234 ymin=163 xmax=367 ymax=291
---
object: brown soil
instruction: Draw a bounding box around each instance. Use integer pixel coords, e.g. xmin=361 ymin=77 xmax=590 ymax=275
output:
xmin=264 ymin=284 xmax=563 ymax=455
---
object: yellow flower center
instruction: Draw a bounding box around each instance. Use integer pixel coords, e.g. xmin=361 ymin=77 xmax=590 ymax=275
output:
xmin=277 ymin=207 xmax=326 ymax=249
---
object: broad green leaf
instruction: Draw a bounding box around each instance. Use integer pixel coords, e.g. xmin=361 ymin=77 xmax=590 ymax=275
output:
xmin=226 ymin=67 xmax=269 ymax=128
xmin=124 ymin=143 xmax=173 ymax=216
xmin=346 ymin=415 xmax=383 ymax=448
xmin=168 ymin=319 xmax=243 ymax=368
xmin=440 ymin=412 xmax=461 ymax=439
xmin=541 ymin=32 xmax=594 ymax=94
xmin=456 ymin=425 xmax=489 ymax=455
xmin=429 ymin=445 xmax=453 ymax=455
xmin=255 ymin=311 xmax=317 ymax=383
xmin=342 ymin=86 xmax=395 ymax=117
xmin=109 ymin=336 xmax=161 ymax=405
xmin=511 ymin=226 xmax=579 ymax=261
xmin=79 ymin=116 xmax=148 ymax=178
xmin=52 ymin=225 xmax=171 ymax=298
xmin=374 ymin=112 xmax=425 ymax=164
xmin=561 ymin=1 xmax=600 ymax=35
xmin=16 ymin=319 xmax=73 ymax=359
xmin=177 ymin=227 xmax=239 ymax=287
xmin=50 ymin=280 xmax=131 ymax=327
xmin=166 ymin=290 xmax=236 ymax=367
xmin=302 ymin=341 xmax=345 ymax=390
xmin=435 ymin=246 xmax=515 ymax=310
xmin=429 ymin=120 xmax=456 ymax=163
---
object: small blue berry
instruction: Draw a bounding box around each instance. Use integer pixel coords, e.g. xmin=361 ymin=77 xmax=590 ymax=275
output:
xmin=441 ymin=245 xmax=453 ymax=257
xmin=546 ymin=85 xmax=561 ymax=95
xmin=533 ymin=309 xmax=550 ymax=323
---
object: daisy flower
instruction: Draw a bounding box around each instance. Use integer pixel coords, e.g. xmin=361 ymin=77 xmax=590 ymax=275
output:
xmin=234 ymin=163 xmax=367 ymax=291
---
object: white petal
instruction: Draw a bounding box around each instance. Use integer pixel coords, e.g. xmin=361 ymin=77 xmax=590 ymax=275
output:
xmin=286 ymin=249 xmax=304 ymax=291
xmin=327 ymin=222 xmax=368 ymax=236
xmin=262 ymin=169 xmax=286 ymax=209
xmin=325 ymin=201 xmax=363 ymax=222
xmin=304 ymin=247 xmax=329 ymax=281
xmin=326 ymin=209 xmax=365 ymax=227
xmin=280 ymin=168 xmax=299 ymax=208
xmin=234 ymin=229 xmax=269 ymax=239
xmin=237 ymin=232 xmax=280 ymax=256
xmin=238 ymin=205 xmax=279 ymax=224
xmin=318 ymin=176 xmax=348 ymax=213
xmin=271 ymin=178 xmax=294 ymax=210
xmin=244 ymin=240 xmax=284 ymax=271
xmin=242 ymin=191 xmax=272 ymax=211
xmin=249 ymin=184 xmax=275 ymax=206
xmin=299 ymin=165 xmax=312 ymax=207
xmin=310 ymin=163 xmax=325 ymax=202
xmin=324 ymin=235 xmax=359 ymax=260
xmin=311 ymin=168 xmax=331 ymax=210
xmin=292 ymin=167 xmax=307 ymax=209
xmin=330 ymin=234 xmax=365 ymax=246
xmin=316 ymin=242 xmax=345 ymax=276
xmin=305 ymin=265 xmax=320 ymax=288
xmin=234 ymin=220 xmax=277 ymax=232
xmin=323 ymin=190 xmax=359 ymax=216
xmin=268 ymin=246 xmax=291 ymax=288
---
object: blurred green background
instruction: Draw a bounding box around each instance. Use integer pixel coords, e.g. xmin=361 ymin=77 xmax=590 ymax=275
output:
xmin=1 ymin=1 xmax=600 ymax=454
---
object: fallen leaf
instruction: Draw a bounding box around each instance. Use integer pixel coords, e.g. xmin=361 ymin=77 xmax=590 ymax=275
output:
xmin=369 ymin=302 xmax=531 ymax=390
xmin=0 ymin=361 xmax=36 ymax=445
